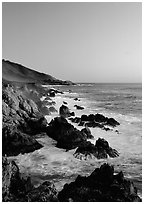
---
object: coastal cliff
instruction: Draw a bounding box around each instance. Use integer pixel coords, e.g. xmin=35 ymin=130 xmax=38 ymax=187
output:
xmin=2 ymin=59 xmax=142 ymax=202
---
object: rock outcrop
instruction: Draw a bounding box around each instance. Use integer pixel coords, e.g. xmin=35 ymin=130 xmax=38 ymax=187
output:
xmin=74 ymin=138 xmax=119 ymax=160
xmin=2 ymin=157 xmax=58 ymax=202
xmin=46 ymin=117 xmax=87 ymax=150
xmin=58 ymin=163 xmax=141 ymax=202
xmin=69 ymin=113 xmax=120 ymax=130
xmin=2 ymin=83 xmax=47 ymax=156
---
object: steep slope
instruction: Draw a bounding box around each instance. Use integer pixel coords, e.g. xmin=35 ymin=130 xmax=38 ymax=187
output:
xmin=2 ymin=59 xmax=74 ymax=85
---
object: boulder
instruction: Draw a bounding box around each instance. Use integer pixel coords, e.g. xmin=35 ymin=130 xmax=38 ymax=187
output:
xmin=2 ymin=157 xmax=58 ymax=202
xmin=58 ymin=163 xmax=141 ymax=202
xmin=81 ymin=126 xmax=94 ymax=139
xmin=46 ymin=117 xmax=87 ymax=150
xmin=59 ymin=105 xmax=71 ymax=118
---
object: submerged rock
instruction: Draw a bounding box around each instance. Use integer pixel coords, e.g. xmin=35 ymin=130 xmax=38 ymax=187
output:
xmin=74 ymin=138 xmax=119 ymax=160
xmin=58 ymin=163 xmax=141 ymax=202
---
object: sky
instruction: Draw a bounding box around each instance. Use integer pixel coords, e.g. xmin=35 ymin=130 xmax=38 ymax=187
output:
xmin=2 ymin=2 xmax=142 ymax=83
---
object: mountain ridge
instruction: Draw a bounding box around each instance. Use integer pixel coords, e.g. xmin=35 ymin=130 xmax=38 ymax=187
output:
xmin=2 ymin=59 xmax=74 ymax=85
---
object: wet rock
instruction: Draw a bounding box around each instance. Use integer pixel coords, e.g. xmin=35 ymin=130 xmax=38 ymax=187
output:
xmin=2 ymin=127 xmax=43 ymax=156
xmin=106 ymin=118 xmax=120 ymax=127
xmin=58 ymin=163 xmax=141 ymax=202
xmin=74 ymin=105 xmax=84 ymax=110
xmin=63 ymin=101 xmax=67 ymax=104
xmin=26 ymin=181 xmax=58 ymax=202
xmin=46 ymin=117 xmax=87 ymax=150
xmin=81 ymin=126 xmax=94 ymax=139
xmin=69 ymin=111 xmax=75 ymax=116
xmin=59 ymin=105 xmax=71 ymax=118
xmin=74 ymin=138 xmax=119 ymax=160
xmin=2 ymin=157 xmax=33 ymax=201
xmin=71 ymin=113 xmax=120 ymax=130
xmin=74 ymin=97 xmax=80 ymax=101
xmin=2 ymin=157 xmax=58 ymax=202
xmin=2 ymin=84 xmax=47 ymax=156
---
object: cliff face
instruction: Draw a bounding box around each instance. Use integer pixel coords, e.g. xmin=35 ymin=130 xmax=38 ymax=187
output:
xmin=2 ymin=59 xmax=74 ymax=85
xmin=2 ymin=83 xmax=47 ymax=156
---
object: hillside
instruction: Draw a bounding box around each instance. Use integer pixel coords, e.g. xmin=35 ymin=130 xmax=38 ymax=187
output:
xmin=2 ymin=59 xmax=74 ymax=85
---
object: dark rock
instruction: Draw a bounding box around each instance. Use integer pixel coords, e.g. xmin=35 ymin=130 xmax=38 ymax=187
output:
xmin=94 ymin=113 xmax=106 ymax=123
xmin=2 ymin=126 xmax=43 ymax=156
xmin=71 ymin=113 xmax=120 ymax=130
xmin=87 ymin=114 xmax=95 ymax=121
xmin=2 ymin=157 xmax=58 ymax=202
xmin=58 ymin=163 xmax=141 ymax=202
xmin=26 ymin=181 xmax=58 ymax=202
xmin=85 ymin=121 xmax=104 ymax=128
xmin=46 ymin=117 xmax=87 ymax=150
xmin=63 ymin=101 xmax=67 ymax=104
xmin=74 ymin=97 xmax=80 ymax=101
xmin=2 ymin=157 xmax=33 ymax=201
xmin=74 ymin=105 xmax=84 ymax=110
xmin=81 ymin=126 xmax=94 ymax=139
xmin=2 ymin=84 xmax=47 ymax=156
xmin=59 ymin=105 xmax=71 ymax=118
xmin=74 ymin=138 xmax=119 ymax=160
xmin=81 ymin=114 xmax=88 ymax=121
xmin=69 ymin=111 xmax=75 ymax=116
xmin=49 ymin=91 xmax=55 ymax=97
xmin=106 ymin=118 xmax=120 ymax=127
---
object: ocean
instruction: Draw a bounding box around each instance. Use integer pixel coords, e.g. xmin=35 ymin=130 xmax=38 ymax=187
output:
xmin=8 ymin=83 xmax=142 ymax=197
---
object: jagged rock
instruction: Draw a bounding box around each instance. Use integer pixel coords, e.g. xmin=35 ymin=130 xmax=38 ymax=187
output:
xmin=2 ymin=157 xmax=33 ymax=201
xmin=71 ymin=113 xmax=120 ymax=130
xmin=26 ymin=181 xmax=58 ymax=202
xmin=58 ymin=163 xmax=141 ymax=202
xmin=2 ymin=126 xmax=43 ymax=156
xmin=74 ymin=138 xmax=119 ymax=160
xmin=2 ymin=157 xmax=58 ymax=202
xmin=81 ymin=126 xmax=94 ymax=139
xmin=2 ymin=84 xmax=47 ymax=156
xmin=49 ymin=91 xmax=55 ymax=97
xmin=46 ymin=117 xmax=87 ymax=150
xmin=63 ymin=101 xmax=67 ymax=104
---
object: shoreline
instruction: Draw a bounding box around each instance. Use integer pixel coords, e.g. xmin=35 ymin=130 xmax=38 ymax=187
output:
xmin=3 ymin=83 xmax=142 ymax=201
xmin=7 ymin=84 xmax=142 ymax=197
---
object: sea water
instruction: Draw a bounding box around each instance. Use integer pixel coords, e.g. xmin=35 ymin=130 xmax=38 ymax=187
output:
xmin=8 ymin=83 xmax=142 ymax=197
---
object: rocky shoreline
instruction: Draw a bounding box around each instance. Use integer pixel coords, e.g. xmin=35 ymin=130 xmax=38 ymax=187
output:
xmin=2 ymin=81 xmax=142 ymax=202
